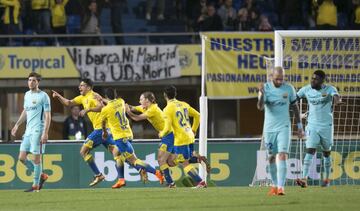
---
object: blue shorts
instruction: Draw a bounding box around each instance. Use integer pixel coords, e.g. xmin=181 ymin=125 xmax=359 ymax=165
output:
xmin=159 ymin=132 xmax=174 ymax=153
xmin=264 ymin=128 xmax=291 ymax=155
xmin=115 ymin=138 xmax=135 ymax=159
xmin=83 ymin=129 xmax=116 ymax=150
xmin=305 ymin=125 xmax=333 ymax=151
xmin=20 ymin=132 xmax=45 ymax=154
xmin=174 ymin=145 xmax=191 ymax=163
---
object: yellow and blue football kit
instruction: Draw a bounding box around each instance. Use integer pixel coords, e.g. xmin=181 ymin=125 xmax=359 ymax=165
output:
xmin=135 ymin=103 xmax=175 ymax=185
xmin=135 ymin=104 xmax=174 ymax=153
xmin=73 ymin=90 xmax=116 ymax=149
xmin=73 ymin=90 xmax=116 ymax=176
xmin=101 ymin=98 xmax=160 ymax=177
xmin=160 ymin=99 xmax=200 ymax=160
xmin=160 ymin=99 xmax=202 ymax=184
xmin=100 ymin=98 xmax=133 ymax=158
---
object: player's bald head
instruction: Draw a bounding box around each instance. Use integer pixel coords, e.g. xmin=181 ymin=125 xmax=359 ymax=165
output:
xmin=272 ymin=66 xmax=284 ymax=75
xmin=272 ymin=66 xmax=284 ymax=87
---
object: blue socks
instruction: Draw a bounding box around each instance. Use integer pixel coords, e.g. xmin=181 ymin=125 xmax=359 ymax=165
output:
xmin=184 ymin=165 xmax=202 ymax=183
xmin=160 ymin=164 xmax=174 ymax=184
xmin=323 ymin=156 xmax=332 ymax=180
xmin=277 ymin=160 xmax=287 ymax=188
xmin=302 ymin=153 xmax=314 ymax=179
xmin=33 ymin=163 xmax=42 ymax=186
xmin=88 ymin=160 xmax=101 ymax=175
xmin=189 ymin=156 xmax=198 ymax=164
xmin=269 ymin=162 xmax=277 ymax=187
xmin=135 ymin=159 xmax=156 ymax=174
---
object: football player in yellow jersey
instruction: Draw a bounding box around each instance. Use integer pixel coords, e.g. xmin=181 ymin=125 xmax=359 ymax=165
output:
xmin=52 ymin=79 xmax=124 ymax=188
xmin=160 ymin=85 xmax=207 ymax=188
xmin=100 ymin=88 xmax=164 ymax=186
xmin=126 ymin=91 xmax=176 ymax=187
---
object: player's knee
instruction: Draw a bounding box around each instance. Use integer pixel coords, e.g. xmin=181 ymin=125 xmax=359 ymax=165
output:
xmin=323 ymin=151 xmax=331 ymax=157
xmin=268 ymin=155 xmax=276 ymax=163
xmin=33 ymin=159 xmax=41 ymax=165
xmin=277 ymin=152 xmax=287 ymax=160
xmin=18 ymin=158 xmax=26 ymax=164
xmin=306 ymin=148 xmax=316 ymax=155
xmin=80 ymin=147 xmax=89 ymax=157
xmin=158 ymin=156 xmax=167 ymax=165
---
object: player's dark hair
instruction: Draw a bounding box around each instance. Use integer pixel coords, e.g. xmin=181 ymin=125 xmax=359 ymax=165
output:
xmin=164 ymin=85 xmax=177 ymax=99
xmin=81 ymin=78 xmax=93 ymax=88
xmin=105 ymin=88 xmax=117 ymax=100
xmin=314 ymin=70 xmax=326 ymax=80
xmin=28 ymin=72 xmax=41 ymax=81
xmin=142 ymin=91 xmax=156 ymax=103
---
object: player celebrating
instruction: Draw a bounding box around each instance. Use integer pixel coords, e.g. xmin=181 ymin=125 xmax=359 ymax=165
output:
xmin=11 ymin=72 xmax=51 ymax=192
xmin=100 ymin=88 xmax=164 ymax=185
xmin=257 ymin=67 xmax=304 ymax=195
xmin=160 ymin=85 xmax=207 ymax=188
xmin=52 ymin=79 xmax=123 ymax=188
xmin=125 ymin=91 xmax=175 ymax=187
xmin=296 ymin=70 xmax=343 ymax=188
xmin=126 ymin=92 xmax=211 ymax=187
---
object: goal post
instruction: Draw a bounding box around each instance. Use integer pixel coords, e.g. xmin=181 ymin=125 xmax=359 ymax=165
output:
xmin=199 ymin=35 xmax=208 ymax=180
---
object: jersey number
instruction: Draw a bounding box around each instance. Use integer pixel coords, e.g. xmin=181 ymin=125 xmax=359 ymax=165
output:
xmin=176 ymin=108 xmax=189 ymax=127
xmin=115 ymin=111 xmax=128 ymax=129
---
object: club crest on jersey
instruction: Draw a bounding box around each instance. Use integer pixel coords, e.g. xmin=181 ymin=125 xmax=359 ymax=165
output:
xmin=322 ymin=92 xmax=327 ymax=97
xmin=32 ymin=99 xmax=36 ymax=104
xmin=282 ymin=93 xmax=288 ymax=98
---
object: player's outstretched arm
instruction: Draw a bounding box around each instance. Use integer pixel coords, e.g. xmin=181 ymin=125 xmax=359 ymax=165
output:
xmin=11 ymin=110 xmax=27 ymax=137
xmin=125 ymin=104 xmax=147 ymax=121
xmin=51 ymin=90 xmax=74 ymax=107
xmin=257 ymin=83 xmax=265 ymax=111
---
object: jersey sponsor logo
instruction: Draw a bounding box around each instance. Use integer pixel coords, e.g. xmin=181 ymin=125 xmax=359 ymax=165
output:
xmin=282 ymin=93 xmax=288 ymax=99
xmin=308 ymin=96 xmax=329 ymax=105
xmin=267 ymin=100 xmax=287 ymax=106
xmin=25 ymin=106 xmax=38 ymax=111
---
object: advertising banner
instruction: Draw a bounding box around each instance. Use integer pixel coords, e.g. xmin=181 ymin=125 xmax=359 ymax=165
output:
xmin=202 ymin=32 xmax=274 ymax=98
xmin=1 ymin=140 xmax=359 ymax=189
xmin=0 ymin=47 xmax=79 ymax=78
xmin=67 ymin=45 xmax=181 ymax=82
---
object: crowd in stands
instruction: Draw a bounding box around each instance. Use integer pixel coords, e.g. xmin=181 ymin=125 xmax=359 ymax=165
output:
xmin=0 ymin=0 xmax=360 ymax=46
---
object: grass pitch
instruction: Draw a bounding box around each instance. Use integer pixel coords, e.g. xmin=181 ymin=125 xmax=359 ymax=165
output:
xmin=0 ymin=186 xmax=359 ymax=211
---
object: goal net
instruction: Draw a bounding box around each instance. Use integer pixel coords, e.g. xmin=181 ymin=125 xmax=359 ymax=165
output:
xmin=251 ymin=31 xmax=360 ymax=186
